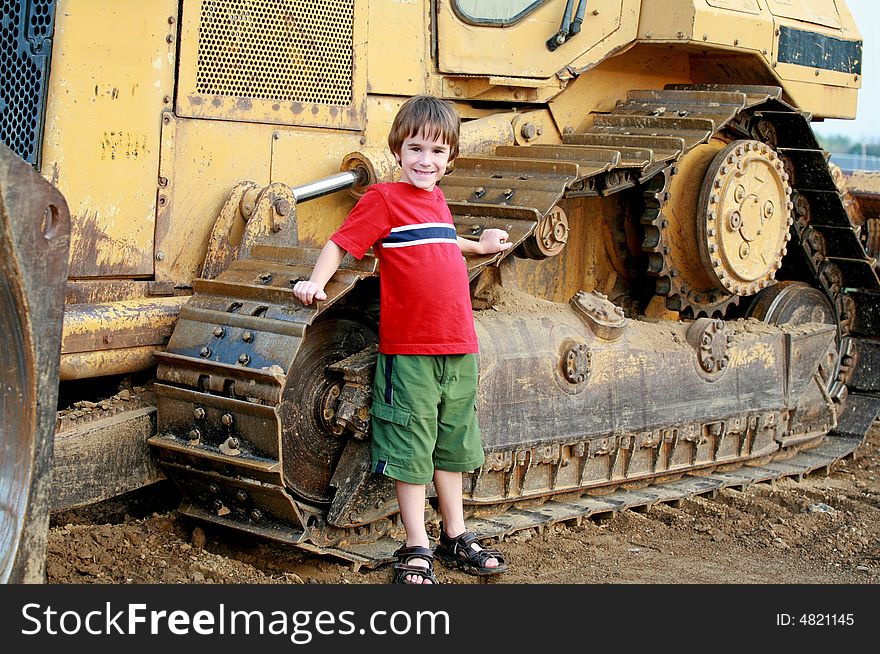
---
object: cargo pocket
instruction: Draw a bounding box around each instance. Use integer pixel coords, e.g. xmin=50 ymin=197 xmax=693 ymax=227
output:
xmin=369 ymin=398 xmax=412 ymax=427
xmin=369 ymin=398 xmax=415 ymax=473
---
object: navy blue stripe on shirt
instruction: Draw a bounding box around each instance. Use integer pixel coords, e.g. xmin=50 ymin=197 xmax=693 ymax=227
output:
xmin=382 ymin=223 xmax=458 ymax=249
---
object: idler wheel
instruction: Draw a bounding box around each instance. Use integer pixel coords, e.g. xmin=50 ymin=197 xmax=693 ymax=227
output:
xmin=519 ymin=205 xmax=569 ymax=259
xmin=747 ymin=281 xmax=841 ymax=392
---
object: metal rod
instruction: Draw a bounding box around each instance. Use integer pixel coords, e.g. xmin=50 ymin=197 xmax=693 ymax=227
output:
xmin=291 ymin=169 xmax=365 ymax=203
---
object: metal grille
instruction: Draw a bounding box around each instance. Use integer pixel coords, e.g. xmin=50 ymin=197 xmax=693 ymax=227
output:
xmin=195 ymin=0 xmax=354 ymax=106
xmin=0 ymin=0 xmax=56 ymax=166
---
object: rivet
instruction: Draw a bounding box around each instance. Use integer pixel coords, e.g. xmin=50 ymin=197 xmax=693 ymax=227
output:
xmin=235 ymin=489 xmax=248 ymax=502
xmin=221 ymin=413 xmax=234 ymax=426
xmin=242 ymin=331 xmax=254 ymax=342
xmin=213 ymin=327 xmax=225 ymax=337
xmin=238 ymin=353 xmax=250 ymax=365
xmin=193 ymin=407 xmax=205 ymax=420
xmin=188 ymin=428 xmax=200 ymax=440
xmin=200 ymin=346 xmax=211 ymax=357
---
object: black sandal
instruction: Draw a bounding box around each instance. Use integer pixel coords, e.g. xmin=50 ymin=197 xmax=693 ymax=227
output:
xmin=391 ymin=545 xmax=439 ymax=585
xmin=436 ymin=529 xmax=508 ymax=576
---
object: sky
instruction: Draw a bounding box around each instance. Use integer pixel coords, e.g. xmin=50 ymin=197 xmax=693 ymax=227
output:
xmin=812 ymin=0 xmax=880 ymax=143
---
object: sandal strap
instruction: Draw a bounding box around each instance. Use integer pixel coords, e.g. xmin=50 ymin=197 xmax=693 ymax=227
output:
xmin=440 ymin=530 xmax=506 ymax=566
xmin=392 ymin=545 xmax=439 ymax=584
xmin=394 ymin=545 xmax=435 ymax=564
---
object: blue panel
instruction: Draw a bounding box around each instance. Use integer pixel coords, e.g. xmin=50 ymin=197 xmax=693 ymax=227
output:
xmin=0 ymin=0 xmax=57 ymax=167
xmin=777 ymin=25 xmax=862 ymax=75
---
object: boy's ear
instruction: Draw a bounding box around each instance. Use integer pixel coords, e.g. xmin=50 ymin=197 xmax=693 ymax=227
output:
xmin=445 ymin=157 xmax=455 ymax=175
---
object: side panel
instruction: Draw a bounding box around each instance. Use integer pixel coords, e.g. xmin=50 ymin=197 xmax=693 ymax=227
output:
xmin=366 ymin=0 xmax=428 ymax=97
xmin=154 ymin=117 xmax=273 ymax=286
xmin=635 ymin=0 xmax=861 ymax=119
xmin=437 ymin=0 xmax=637 ymax=78
xmin=765 ymin=0 xmax=841 ymax=28
xmin=41 ymin=0 xmax=178 ymax=278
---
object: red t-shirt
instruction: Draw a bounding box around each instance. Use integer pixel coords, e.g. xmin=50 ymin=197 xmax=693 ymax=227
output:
xmin=330 ymin=182 xmax=478 ymax=355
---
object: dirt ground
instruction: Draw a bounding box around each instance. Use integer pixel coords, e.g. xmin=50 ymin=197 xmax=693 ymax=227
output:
xmin=46 ymin=422 xmax=879 ymax=586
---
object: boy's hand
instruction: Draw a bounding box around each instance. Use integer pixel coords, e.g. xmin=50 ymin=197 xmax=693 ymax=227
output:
xmin=478 ymin=228 xmax=513 ymax=254
xmin=293 ymin=280 xmax=327 ymax=305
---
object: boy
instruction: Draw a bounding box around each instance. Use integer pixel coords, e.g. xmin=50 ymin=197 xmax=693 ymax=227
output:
xmin=293 ymin=95 xmax=511 ymax=584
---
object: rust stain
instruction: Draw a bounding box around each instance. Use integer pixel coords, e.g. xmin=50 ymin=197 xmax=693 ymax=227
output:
xmin=69 ymin=210 xmax=150 ymax=277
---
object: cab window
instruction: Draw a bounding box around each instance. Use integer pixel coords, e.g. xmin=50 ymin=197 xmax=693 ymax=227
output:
xmin=453 ymin=0 xmax=546 ymax=26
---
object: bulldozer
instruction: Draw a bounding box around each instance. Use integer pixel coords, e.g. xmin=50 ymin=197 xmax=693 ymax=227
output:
xmin=3 ymin=0 xmax=880 ymax=582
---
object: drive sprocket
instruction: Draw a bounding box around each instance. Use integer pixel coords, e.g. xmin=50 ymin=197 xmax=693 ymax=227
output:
xmin=643 ymin=138 xmax=793 ymax=317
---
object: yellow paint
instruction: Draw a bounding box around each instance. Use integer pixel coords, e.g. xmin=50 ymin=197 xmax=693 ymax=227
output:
xmin=367 ymin=0 xmax=428 ymax=96
xmin=154 ymin=117 xmax=274 ymax=285
xmin=270 ymin=129 xmax=363 ymax=248
xmin=549 ymin=45 xmax=693 ymax=133
xmin=634 ymin=0 xmax=860 ymax=120
xmin=437 ymin=0 xmax=635 ymax=78
xmin=765 ymin=0 xmax=841 ymax=28
xmin=41 ymin=0 xmax=178 ymax=277
xmin=61 ymin=296 xmax=185 ymax=354
xmin=60 ymin=346 xmax=163 ymax=381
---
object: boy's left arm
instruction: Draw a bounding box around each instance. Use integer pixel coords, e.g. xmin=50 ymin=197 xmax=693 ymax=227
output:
xmin=458 ymin=228 xmax=513 ymax=256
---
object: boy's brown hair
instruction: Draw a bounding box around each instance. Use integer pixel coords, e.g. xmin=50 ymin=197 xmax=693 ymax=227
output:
xmin=387 ymin=95 xmax=460 ymax=161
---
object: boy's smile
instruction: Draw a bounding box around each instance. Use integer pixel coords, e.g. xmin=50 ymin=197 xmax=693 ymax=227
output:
xmin=397 ymin=131 xmax=451 ymax=191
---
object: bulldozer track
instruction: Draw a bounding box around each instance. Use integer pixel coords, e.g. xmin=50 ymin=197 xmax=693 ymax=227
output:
xmin=149 ymin=84 xmax=880 ymax=570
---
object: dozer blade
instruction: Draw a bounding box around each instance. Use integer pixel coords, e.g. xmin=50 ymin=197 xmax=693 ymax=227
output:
xmin=0 ymin=143 xmax=70 ymax=583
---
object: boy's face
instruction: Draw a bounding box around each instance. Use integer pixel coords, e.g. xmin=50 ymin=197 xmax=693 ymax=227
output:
xmin=396 ymin=129 xmax=452 ymax=192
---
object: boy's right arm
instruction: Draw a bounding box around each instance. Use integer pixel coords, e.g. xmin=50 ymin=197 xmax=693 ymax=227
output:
xmin=292 ymin=240 xmax=347 ymax=305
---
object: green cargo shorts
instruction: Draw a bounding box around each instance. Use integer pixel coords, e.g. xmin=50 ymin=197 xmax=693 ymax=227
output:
xmin=369 ymin=353 xmax=485 ymax=485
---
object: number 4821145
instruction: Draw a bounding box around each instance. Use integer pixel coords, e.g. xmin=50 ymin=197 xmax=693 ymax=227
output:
xmin=798 ymin=614 xmax=854 ymax=626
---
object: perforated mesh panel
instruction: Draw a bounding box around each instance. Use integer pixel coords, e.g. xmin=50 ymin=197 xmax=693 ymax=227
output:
xmin=0 ymin=0 xmax=56 ymax=166
xmin=195 ymin=0 xmax=354 ymax=106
